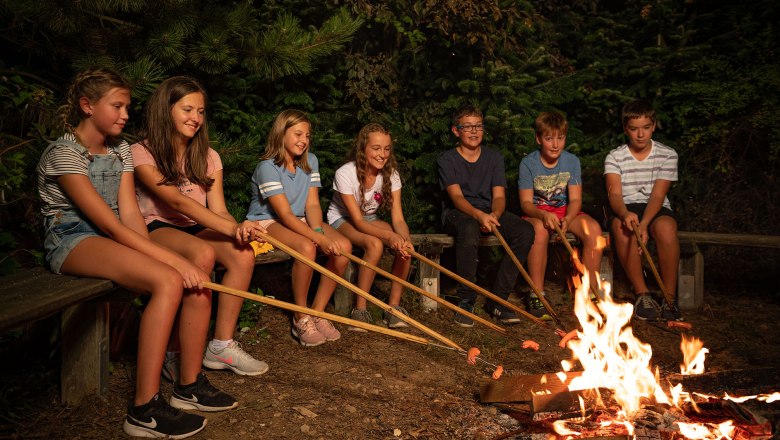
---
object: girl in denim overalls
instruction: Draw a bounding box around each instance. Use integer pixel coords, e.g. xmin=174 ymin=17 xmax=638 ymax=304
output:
xmin=37 ymin=68 xmax=236 ymax=439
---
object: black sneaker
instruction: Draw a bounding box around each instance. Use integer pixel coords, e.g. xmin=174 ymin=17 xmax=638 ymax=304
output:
xmin=453 ymin=301 xmax=474 ymax=328
xmin=527 ymin=294 xmax=552 ymax=321
xmin=660 ymin=298 xmax=683 ymax=321
xmin=123 ymin=393 xmax=206 ymax=439
xmin=633 ymin=294 xmax=661 ymax=321
xmin=171 ymin=373 xmax=239 ymax=412
xmin=491 ymin=306 xmax=521 ymax=324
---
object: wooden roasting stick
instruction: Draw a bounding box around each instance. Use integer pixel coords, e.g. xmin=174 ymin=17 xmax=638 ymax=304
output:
xmin=341 ymin=251 xmax=507 ymax=335
xmin=255 ymin=232 xmax=464 ymax=352
xmin=490 ymin=226 xmax=566 ymax=331
xmin=551 ymin=221 xmax=602 ymax=299
xmin=203 ymin=281 xmax=430 ymax=346
xmin=408 ymin=248 xmax=555 ymax=333
xmin=631 ymin=227 xmax=675 ymax=306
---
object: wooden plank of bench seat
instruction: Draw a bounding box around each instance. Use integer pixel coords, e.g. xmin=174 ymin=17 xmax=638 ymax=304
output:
xmin=0 ymin=267 xmax=114 ymax=334
xmin=678 ymin=231 xmax=780 ymax=248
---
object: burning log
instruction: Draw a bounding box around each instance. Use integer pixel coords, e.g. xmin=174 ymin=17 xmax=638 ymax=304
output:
xmin=666 ymin=367 xmax=780 ymax=397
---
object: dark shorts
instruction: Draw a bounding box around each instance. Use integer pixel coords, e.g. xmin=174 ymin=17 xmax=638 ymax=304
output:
xmin=147 ymin=220 xmax=206 ymax=236
xmin=611 ymin=203 xmax=676 ymax=227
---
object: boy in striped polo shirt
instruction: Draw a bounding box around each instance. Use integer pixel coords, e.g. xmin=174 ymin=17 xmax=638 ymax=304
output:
xmin=605 ymin=100 xmax=683 ymax=322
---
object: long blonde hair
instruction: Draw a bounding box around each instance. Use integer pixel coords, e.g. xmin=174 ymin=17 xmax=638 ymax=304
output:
xmin=261 ymin=109 xmax=312 ymax=173
xmin=140 ymin=76 xmax=213 ymax=188
xmin=348 ymin=123 xmax=396 ymax=213
xmin=58 ymin=67 xmax=131 ymax=141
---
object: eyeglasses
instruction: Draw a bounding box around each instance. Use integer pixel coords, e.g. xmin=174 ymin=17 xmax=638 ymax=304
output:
xmin=456 ymin=124 xmax=484 ymax=132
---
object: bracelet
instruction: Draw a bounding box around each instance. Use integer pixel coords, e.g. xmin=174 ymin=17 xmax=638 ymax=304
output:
xmin=313 ymin=227 xmax=324 ymax=234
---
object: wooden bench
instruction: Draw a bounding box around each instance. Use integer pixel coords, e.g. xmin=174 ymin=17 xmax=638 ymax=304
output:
xmin=677 ymin=232 xmax=780 ymax=310
xmin=0 ymin=267 xmax=116 ymax=405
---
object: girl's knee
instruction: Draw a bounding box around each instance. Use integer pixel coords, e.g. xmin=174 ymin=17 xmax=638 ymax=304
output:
xmin=192 ymin=244 xmax=216 ymax=272
xmin=297 ymin=240 xmax=317 ymax=259
xmin=225 ymin=245 xmax=256 ymax=272
xmin=339 ymin=238 xmax=353 ymax=255
xmin=364 ymin=237 xmax=383 ymax=257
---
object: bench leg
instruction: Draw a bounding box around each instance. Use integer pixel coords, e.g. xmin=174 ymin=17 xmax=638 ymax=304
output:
xmin=61 ymin=301 xmax=109 ymax=405
xmin=417 ymin=253 xmax=440 ymax=311
xmin=333 ymin=262 xmax=356 ymax=316
xmin=678 ymin=242 xmax=704 ymax=310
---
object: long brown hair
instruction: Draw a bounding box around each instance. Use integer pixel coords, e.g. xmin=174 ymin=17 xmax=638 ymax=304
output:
xmin=140 ymin=76 xmax=213 ymax=188
xmin=348 ymin=123 xmax=396 ymax=213
xmin=261 ymin=109 xmax=312 ymax=173
xmin=59 ymin=67 xmax=131 ymax=141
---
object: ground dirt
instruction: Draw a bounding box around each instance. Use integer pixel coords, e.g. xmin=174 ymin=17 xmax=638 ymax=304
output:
xmin=1 ymin=257 xmax=779 ymax=440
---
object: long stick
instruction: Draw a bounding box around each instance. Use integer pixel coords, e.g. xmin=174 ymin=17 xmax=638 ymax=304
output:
xmin=408 ymin=249 xmax=553 ymax=332
xmin=256 ymin=232 xmax=464 ymax=352
xmin=203 ymin=281 xmax=430 ymax=345
xmin=632 ymin=228 xmax=675 ymax=305
xmin=551 ymin=222 xmax=601 ymax=299
xmin=341 ymin=252 xmax=507 ymax=335
xmin=491 ymin=226 xmax=564 ymax=329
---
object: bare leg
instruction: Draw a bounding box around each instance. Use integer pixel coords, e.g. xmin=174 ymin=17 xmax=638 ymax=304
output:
xmin=567 ymin=214 xmax=604 ymax=283
xmin=60 ymin=237 xmax=187 ymax=405
xmin=650 ymin=216 xmax=679 ymax=299
xmin=525 ymin=217 xmax=549 ymax=291
xmin=610 ymin=218 xmax=649 ymax=294
xmin=310 ymin=223 xmax=351 ymax=311
xmin=266 ymin=222 xmax=317 ymax=320
xmin=336 ymin=221 xmax=384 ymax=310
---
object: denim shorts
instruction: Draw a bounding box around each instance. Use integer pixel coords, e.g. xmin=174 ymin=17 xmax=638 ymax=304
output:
xmin=331 ymin=214 xmax=378 ymax=229
xmin=44 ymin=213 xmax=105 ymax=274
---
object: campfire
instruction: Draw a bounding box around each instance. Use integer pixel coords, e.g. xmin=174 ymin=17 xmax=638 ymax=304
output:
xmin=481 ymin=273 xmax=778 ymax=440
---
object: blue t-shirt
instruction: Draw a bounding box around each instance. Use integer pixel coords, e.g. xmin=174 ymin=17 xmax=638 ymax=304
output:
xmin=246 ymin=153 xmax=321 ymax=220
xmin=518 ymin=150 xmax=581 ymax=209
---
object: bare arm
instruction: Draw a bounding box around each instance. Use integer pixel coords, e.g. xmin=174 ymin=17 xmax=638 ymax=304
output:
xmin=640 ymin=179 xmax=672 ymax=228
xmin=519 ymin=187 xmax=559 ymax=230
xmin=117 ymin=172 xmax=149 ymax=237
xmin=204 ymin=170 xmax=266 ymax=243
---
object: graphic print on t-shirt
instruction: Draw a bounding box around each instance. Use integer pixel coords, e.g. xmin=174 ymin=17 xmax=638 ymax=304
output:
xmin=533 ymin=172 xmax=571 ymax=208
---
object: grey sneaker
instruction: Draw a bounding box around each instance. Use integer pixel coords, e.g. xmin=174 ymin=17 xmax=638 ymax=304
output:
xmin=350 ymin=308 xmax=374 ymax=324
xmin=162 ymin=351 xmax=180 ymax=383
xmin=453 ymin=301 xmax=474 ymax=328
xmin=634 ymin=294 xmax=661 ymax=321
xmin=660 ymin=298 xmax=683 ymax=321
xmin=384 ymin=305 xmax=410 ymax=329
xmin=527 ymin=293 xmax=552 ymax=321
xmin=202 ymin=340 xmax=269 ymax=376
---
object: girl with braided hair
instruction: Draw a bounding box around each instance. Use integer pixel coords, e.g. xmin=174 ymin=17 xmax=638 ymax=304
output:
xmin=37 ymin=68 xmax=236 ymax=439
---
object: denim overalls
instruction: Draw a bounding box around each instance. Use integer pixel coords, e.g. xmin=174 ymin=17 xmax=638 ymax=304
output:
xmin=43 ymin=139 xmax=124 ymax=273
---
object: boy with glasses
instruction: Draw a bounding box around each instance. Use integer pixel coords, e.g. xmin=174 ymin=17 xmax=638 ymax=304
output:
xmin=437 ymin=104 xmax=534 ymax=327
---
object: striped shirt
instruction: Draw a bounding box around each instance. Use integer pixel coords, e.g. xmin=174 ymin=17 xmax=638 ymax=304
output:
xmin=37 ymin=133 xmax=134 ymax=217
xmin=604 ymin=140 xmax=677 ymax=209
xmin=246 ymin=152 xmax=322 ymax=220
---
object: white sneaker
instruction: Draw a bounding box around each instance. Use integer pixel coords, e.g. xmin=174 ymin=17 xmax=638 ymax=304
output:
xmin=202 ymin=340 xmax=269 ymax=376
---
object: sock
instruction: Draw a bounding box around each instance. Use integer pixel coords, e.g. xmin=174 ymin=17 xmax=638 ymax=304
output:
xmin=209 ymin=338 xmax=232 ymax=351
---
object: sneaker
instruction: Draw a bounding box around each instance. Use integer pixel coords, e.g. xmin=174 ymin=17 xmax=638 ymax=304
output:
xmin=453 ymin=301 xmax=474 ymax=328
xmin=527 ymin=294 xmax=552 ymax=321
xmin=350 ymin=308 xmax=374 ymax=324
xmin=124 ymin=393 xmax=206 ymax=439
xmin=491 ymin=306 xmax=522 ymax=324
xmin=291 ymin=315 xmax=327 ymax=347
xmin=660 ymin=298 xmax=683 ymax=321
xmin=170 ymin=373 xmax=239 ymax=412
xmin=162 ymin=352 xmax=180 ymax=383
xmin=203 ymin=340 xmax=269 ymax=376
xmin=312 ymin=316 xmax=341 ymax=341
xmin=384 ymin=305 xmax=410 ymax=329
xmin=633 ymin=294 xmax=661 ymax=321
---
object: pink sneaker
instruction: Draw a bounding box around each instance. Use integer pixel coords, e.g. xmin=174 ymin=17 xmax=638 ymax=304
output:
xmin=312 ymin=317 xmax=341 ymax=341
xmin=292 ymin=316 xmax=326 ymax=347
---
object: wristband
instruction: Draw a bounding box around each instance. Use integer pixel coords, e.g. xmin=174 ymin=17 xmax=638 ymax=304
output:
xmin=313 ymin=227 xmax=324 ymax=234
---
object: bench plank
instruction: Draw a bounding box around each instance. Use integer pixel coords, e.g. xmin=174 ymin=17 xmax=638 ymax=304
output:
xmin=0 ymin=267 xmax=114 ymax=334
xmin=678 ymin=231 xmax=780 ymax=248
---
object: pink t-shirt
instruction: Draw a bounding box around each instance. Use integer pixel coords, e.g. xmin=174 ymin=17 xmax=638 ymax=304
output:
xmin=131 ymin=142 xmax=222 ymax=226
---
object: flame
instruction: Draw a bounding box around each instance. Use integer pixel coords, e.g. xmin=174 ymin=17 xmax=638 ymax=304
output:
xmin=677 ymin=420 xmax=736 ymax=439
xmin=680 ymin=335 xmax=709 ymax=375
